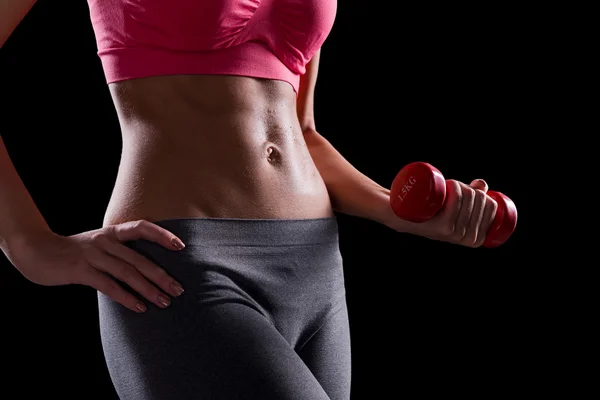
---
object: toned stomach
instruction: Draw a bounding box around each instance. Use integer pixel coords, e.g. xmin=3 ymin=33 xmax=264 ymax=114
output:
xmin=102 ymin=74 xmax=333 ymax=227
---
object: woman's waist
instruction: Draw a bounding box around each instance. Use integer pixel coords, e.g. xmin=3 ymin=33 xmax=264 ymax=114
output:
xmin=125 ymin=217 xmax=343 ymax=281
xmin=123 ymin=217 xmax=345 ymax=306
xmin=103 ymin=145 xmax=333 ymax=226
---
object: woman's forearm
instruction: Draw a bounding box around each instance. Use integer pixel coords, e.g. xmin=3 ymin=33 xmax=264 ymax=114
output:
xmin=0 ymin=137 xmax=51 ymax=252
xmin=303 ymin=129 xmax=407 ymax=230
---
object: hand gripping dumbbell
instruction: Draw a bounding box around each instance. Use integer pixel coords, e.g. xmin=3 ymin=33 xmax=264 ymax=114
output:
xmin=390 ymin=162 xmax=517 ymax=248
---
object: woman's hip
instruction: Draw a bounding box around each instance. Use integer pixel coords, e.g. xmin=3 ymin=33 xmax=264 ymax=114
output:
xmin=97 ymin=217 xmax=347 ymax=343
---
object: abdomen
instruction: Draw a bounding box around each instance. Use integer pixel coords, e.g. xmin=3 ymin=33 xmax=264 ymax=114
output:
xmin=102 ymin=74 xmax=333 ymax=227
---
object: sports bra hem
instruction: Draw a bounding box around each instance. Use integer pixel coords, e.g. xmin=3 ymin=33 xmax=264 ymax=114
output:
xmin=99 ymin=41 xmax=300 ymax=94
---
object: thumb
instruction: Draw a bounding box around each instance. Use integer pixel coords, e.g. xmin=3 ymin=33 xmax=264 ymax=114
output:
xmin=470 ymin=179 xmax=488 ymax=192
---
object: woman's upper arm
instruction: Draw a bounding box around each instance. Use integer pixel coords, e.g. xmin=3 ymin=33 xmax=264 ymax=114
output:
xmin=296 ymin=48 xmax=322 ymax=132
xmin=0 ymin=0 xmax=38 ymax=48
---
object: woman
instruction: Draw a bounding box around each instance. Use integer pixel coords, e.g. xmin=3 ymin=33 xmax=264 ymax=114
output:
xmin=0 ymin=1 xmax=498 ymax=399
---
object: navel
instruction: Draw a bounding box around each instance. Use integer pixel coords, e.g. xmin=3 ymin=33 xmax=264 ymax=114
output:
xmin=266 ymin=146 xmax=278 ymax=163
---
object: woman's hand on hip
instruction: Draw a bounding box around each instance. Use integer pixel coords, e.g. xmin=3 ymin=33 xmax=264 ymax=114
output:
xmin=391 ymin=179 xmax=499 ymax=247
xmin=6 ymin=220 xmax=186 ymax=313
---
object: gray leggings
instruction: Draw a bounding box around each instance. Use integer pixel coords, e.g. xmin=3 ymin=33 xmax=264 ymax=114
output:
xmin=98 ymin=217 xmax=351 ymax=400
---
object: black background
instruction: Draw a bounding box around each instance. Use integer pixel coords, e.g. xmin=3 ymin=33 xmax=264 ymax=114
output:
xmin=1 ymin=1 xmax=536 ymax=399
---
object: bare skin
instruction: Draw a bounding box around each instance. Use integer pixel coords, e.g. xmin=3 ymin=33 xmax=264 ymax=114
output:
xmin=103 ymin=74 xmax=333 ymax=226
xmin=1 ymin=1 xmax=499 ymax=314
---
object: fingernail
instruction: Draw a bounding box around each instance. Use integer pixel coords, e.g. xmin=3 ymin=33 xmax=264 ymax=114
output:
xmin=135 ymin=302 xmax=147 ymax=313
xmin=158 ymin=295 xmax=171 ymax=307
xmin=170 ymin=282 xmax=185 ymax=296
xmin=171 ymin=237 xmax=185 ymax=250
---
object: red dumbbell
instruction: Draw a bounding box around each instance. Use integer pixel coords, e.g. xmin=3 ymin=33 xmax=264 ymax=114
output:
xmin=390 ymin=162 xmax=517 ymax=248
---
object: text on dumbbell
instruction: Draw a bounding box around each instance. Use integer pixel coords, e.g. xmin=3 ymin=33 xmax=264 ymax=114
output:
xmin=396 ymin=176 xmax=417 ymax=202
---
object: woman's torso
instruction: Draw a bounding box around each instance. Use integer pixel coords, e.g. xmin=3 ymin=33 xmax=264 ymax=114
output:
xmin=102 ymin=74 xmax=333 ymax=227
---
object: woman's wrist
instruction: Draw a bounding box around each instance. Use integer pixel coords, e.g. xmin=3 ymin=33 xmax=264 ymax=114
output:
xmin=369 ymin=186 xmax=415 ymax=233
xmin=1 ymin=225 xmax=52 ymax=256
xmin=332 ymin=182 xmax=414 ymax=235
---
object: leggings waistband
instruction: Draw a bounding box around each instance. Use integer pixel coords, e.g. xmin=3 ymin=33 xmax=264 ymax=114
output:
xmin=151 ymin=217 xmax=339 ymax=247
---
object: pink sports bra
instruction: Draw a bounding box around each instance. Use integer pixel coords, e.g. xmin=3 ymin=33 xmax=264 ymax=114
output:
xmin=87 ymin=0 xmax=337 ymax=93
